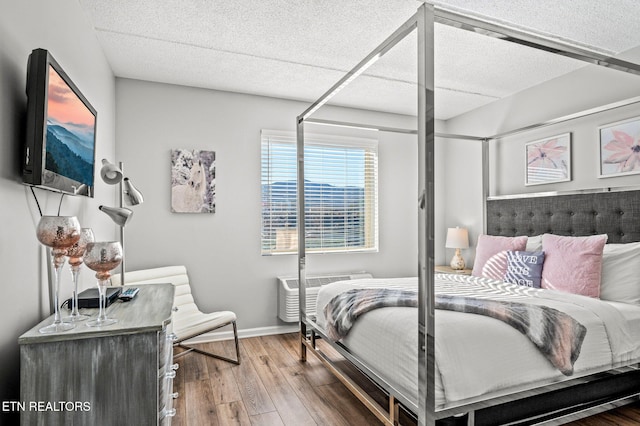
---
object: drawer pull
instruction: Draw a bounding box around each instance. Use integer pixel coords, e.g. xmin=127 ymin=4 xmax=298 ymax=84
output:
xmin=160 ymin=408 xmax=177 ymax=418
xmin=171 ymin=392 xmax=179 ymax=399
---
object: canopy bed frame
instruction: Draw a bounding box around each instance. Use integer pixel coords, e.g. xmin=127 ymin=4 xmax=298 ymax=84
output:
xmin=295 ymin=3 xmax=640 ymax=425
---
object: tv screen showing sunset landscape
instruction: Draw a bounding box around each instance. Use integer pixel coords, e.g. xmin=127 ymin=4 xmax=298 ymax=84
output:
xmin=45 ymin=65 xmax=96 ymax=188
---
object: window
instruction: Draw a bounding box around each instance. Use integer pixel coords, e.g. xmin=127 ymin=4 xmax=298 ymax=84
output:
xmin=261 ymin=130 xmax=378 ymax=255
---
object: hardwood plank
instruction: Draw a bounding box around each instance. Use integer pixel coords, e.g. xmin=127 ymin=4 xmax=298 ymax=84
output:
xmin=238 ymin=338 xmax=252 ymax=360
xmin=568 ymin=416 xmax=623 ymax=426
xmin=279 ymin=332 xmax=307 ymax=362
xmin=200 ymin=340 xmax=236 ymax=367
xmin=184 ymin=374 xmax=220 ymax=425
xmin=258 ymin=334 xmax=299 ymax=368
xmin=216 ymin=400 xmax=251 ymax=426
xmin=209 ymin=365 xmax=243 ymax=405
xmin=279 ymin=333 xmax=338 ymax=387
xmin=203 ymin=347 xmax=242 ymax=405
xmin=251 ymin=354 xmax=316 ymax=425
xmin=295 ymin=359 xmax=339 ymax=388
xmin=224 ymin=338 xmax=241 ymax=359
xmin=281 ymin=364 xmax=352 ymax=426
xmin=231 ymin=352 xmax=277 ymax=416
xmin=241 ymin=336 xmax=269 ymax=360
xmin=181 ymin=347 xmax=210 ymax=382
xmin=200 ymin=342 xmax=232 ymax=371
xmin=249 ymin=411 xmax=285 ymax=426
xmin=280 ymin=334 xmax=336 ymax=378
xmin=617 ymin=404 xmax=640 ymax=423
xmin=315 ymin=381 xmax=381 ymax=426
xmin=567 ymin=401 xmax=640 ymax=426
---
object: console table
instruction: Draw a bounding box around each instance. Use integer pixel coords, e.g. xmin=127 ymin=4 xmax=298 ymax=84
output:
xmin=19 ymin=284 xmax=176 ymax=426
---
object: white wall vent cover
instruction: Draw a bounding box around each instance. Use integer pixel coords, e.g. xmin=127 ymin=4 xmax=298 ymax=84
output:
xmin=277 ymin=273 xmax=372 ymax=322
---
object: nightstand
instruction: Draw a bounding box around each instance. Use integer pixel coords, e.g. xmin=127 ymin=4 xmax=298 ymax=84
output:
xmin=435 ymin=265 xmax=472 ymax=275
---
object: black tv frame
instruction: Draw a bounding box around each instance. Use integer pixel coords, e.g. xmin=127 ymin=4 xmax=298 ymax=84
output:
xmin=22 ymin=48 xmax=97 ymax=197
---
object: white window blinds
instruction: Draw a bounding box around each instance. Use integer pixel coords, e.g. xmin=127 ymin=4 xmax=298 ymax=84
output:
xmin=261 ymin=130 xmax=378 ymax=255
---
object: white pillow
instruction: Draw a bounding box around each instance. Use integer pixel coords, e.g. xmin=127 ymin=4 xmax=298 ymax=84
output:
xmin=600 ymin=242 xmax=640 ymax=304
xmin=526 ymin=234 xmax=543 ymax=252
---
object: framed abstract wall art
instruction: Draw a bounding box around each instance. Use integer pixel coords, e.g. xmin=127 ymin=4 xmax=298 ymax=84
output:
xmin=525 ymin=133 xmax=571 ymax=186
xmin=171 ymin=149 xmax=216 ymax=213
xmin=598 ymin=116 xmax=640 ymax=178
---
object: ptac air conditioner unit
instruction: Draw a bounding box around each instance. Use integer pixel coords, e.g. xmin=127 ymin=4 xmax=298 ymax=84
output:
xmin=277 ymin=272 xmax=372 ymax=322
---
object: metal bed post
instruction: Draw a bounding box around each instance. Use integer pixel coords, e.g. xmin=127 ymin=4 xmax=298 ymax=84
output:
xmin=481 ymin=139 xmax=490 ymax=235
xmin=296 ymin=5 xmax=421 ymax=367
xmin=417 ymin=3 xmax=436 ymax=426
xmin=296 ymin=115 xmax=307 ymax=362
xmin=295 ymin=9 xmax=423 ymax=425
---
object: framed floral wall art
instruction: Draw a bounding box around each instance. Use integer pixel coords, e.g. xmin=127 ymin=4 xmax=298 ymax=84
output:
xmin=525 ymin=133 xmax=571 ymax=186
xmin=598 ymin=117 xmax=640 ymax=178
xmin=171 ymin=149 xmax=216 ymax=213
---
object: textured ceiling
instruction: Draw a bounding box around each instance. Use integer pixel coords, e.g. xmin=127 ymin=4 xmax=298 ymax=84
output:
xmin=79 ymin=0 xmax=640 ymax=120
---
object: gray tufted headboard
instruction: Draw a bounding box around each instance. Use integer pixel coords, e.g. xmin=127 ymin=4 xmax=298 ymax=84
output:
xmin=486 ymin=189 xmax=640 ymax=244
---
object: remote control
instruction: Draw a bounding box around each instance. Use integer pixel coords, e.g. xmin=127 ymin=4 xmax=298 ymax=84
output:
xmin=119 ymin=287 xmax=140 ymax=301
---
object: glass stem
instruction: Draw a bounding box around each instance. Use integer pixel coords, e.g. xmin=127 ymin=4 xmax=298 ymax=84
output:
xmin=52 ymin=263 xmax=63 ymax=325
xmin=70 ymin=267 xmax=80 ymax=316
xmin=97 ymin=281 xmax=107 ymax=322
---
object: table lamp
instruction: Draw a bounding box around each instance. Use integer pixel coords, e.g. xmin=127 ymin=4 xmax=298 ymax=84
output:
xmin=446 ymin=227 xmax=469 ymax=270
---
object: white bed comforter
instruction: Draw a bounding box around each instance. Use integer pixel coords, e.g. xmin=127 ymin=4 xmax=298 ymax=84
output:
xmin=314 ymin=274 xmax=640 ymax=409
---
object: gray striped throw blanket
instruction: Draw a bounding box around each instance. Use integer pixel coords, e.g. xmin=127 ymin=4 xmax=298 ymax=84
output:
xmin=323 ymin=288 xmax=587 ymax=375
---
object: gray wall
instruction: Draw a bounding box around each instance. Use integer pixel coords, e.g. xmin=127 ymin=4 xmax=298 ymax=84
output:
xmin=115 ymin=78 xmax=426 ymax=332
xmin=443 ymin=48 xmax=640 ymax=268
xmin=436 ymin=136 xmax=484 ymax=267
xmin=0 ymin=0 xmax=116 ymax=420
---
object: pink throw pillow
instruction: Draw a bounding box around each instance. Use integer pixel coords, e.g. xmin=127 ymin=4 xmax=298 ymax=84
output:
xmin=541 ymin=234 xmax=608 ymax=298
xmin=471 ymin=235 xmax=528 ymax=280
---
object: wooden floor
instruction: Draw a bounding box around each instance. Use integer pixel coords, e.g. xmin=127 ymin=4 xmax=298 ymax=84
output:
xmin=172 ymin=333 xmax=640 ymax=425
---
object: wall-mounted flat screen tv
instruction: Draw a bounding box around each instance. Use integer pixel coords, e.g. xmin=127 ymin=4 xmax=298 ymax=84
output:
xmin=22 ymin=48 xmax=97 ymax=197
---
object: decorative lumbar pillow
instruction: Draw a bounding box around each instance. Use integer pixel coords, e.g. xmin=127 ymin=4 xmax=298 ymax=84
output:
xmin=471 ymin=235 xmax=528 ymax=280
xmin=503 ymin=251 xmax=545 ymax=288
xmin=480 ymin=250 xmax=509 ymax=280
xmin=600 ymin=242 xmax=640 ymax=304
xmin=541 ymin=234 xmax=608 ymax=298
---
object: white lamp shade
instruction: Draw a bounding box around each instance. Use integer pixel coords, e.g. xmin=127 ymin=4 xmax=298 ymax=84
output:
xmin=445 ymin=227 xmax=469 ymax=249
xmin=100 ymin=159 xmax=123 ymax=185
xmin=99 ymin=205 xmax=133 ymax=227
xmin=123 ymin=178 xmax=144 ymax=206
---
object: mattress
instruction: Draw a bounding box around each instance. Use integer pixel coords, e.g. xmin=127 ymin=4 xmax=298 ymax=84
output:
xmin=314 ymin=274 xmax=640 ymax=411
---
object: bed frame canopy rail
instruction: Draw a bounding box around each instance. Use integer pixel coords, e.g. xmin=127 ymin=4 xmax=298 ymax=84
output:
xmin=296 ymin=3 xmax=640 ymax=426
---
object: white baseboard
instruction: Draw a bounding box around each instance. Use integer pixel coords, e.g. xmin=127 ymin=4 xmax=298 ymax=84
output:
xmin=182 ymin=324 xmax=299 ymax=344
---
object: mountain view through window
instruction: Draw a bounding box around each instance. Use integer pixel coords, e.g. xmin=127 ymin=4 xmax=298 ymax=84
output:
xmin=261 ymin=131 xmax=378 ymax=255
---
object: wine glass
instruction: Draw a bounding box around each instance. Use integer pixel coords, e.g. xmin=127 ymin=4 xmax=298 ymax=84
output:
xmin=84 ymin=241 xmax=122 ymax=327
xmin=62 ymin=228 xmax=95 ymax=322
xmin=36 ymin=215 xmax=81 ymax=333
